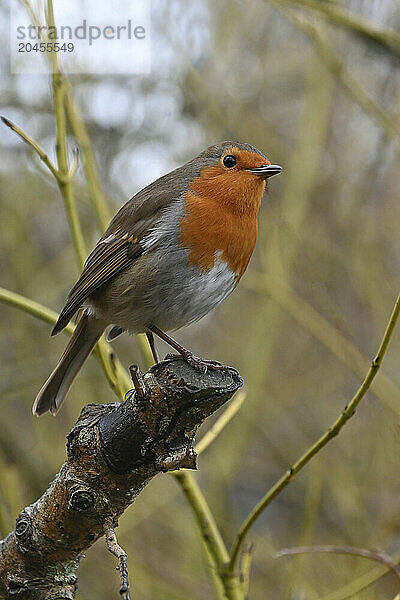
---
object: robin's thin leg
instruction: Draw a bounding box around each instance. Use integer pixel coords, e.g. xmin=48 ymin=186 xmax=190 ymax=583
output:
xmin=149 ymin=325 xmax=225 ymax=372
xmin=146 ymin=331 xmax=160 ymax=364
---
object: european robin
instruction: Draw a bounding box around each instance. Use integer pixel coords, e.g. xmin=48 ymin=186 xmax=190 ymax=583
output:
xmin=33 ymin=141 xmax=282 ymax=416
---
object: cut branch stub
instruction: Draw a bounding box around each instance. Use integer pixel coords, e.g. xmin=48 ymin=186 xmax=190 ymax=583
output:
xmin=98 ymin=358 xmax=242 ymax=473
xmin=0 ymin=358 xmax=242 ymax=600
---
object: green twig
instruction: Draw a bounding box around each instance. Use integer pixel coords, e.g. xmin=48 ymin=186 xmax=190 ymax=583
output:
xmin=46 ymin=0 xmax=86 ymax=269
xmin=0 ymin=116 xmax=61 ymax=179
xmin=136 ymin=333 xmax=155 ymax=370
xmin=240 ymin=544 xmax=253 ymax=599
xmin=228 ymin=290 xmax=400 ymax=573
xmin=201 ymin=539 xmax=227 ymax=600
xmin=173 ymin=471 xmax=243 ymax=600
xmin=173 ymin=471 xmax=229 ymax=567
xmin=64 ymin=89 xmax=112 ymax=232
xmin=0 ymin=286 xmax=131 ymax=394
xmin=0 ymin=286 xmax=73 ymax=334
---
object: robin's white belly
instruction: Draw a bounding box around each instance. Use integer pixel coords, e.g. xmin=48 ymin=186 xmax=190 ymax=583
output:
xmin=142 ymin=250 xmax=236 ymax=331
xmin=90 ymin=248 xmax=236 ymax=333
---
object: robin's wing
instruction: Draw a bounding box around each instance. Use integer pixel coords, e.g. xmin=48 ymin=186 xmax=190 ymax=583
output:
xmin=52 ymin=231 xmax=143 ymax=334
xmin=51 ymin=157 xmax=203 ymax=336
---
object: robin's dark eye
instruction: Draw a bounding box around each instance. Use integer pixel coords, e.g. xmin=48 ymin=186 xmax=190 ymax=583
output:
xmin=223 ymin=155 xmax=237 ymax=168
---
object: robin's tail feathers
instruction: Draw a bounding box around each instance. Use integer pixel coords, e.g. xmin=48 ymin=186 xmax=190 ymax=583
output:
xmin=32 ymin=312 xmax=104 ymax=416
xmin=51 ymin=304 xmax=74 ymax=336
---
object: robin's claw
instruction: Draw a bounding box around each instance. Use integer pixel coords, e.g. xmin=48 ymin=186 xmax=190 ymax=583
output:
xmin=186 ymin=355 xmax=207 ymax=373
xmin=164 ymin=352 xmax=206 ymax=372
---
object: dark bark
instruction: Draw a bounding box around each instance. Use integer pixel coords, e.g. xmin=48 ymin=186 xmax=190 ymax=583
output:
xmin=0 ymin=358 xmax=242 ymax=600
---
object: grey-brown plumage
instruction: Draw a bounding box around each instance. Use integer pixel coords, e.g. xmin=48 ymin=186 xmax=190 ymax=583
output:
xmin=33 ymin=141 xmax=281 ymax=416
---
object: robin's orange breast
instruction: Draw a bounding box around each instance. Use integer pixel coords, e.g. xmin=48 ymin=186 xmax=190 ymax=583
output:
xmin=179 ymin=162 xmax=266 ymax=279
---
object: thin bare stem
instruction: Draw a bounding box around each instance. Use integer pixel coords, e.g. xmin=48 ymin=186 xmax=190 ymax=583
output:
xmin=228 ymin=291 xmax=400 ymax=572
xmin=240 ymin=544 xmax=254 ymax=599
xmin=173 ymin=471 xmax=229 ymax=568
xmin=275 ymin=544 xmax=400 ymax=581
xmin=0 ymin=286 xmax=73 ymax=334
xmin=104 ymin=517 xmax=131 ymax=600
xmin=20 ymin=0 xmax=112 ymax=234
xmin=64 ymin=89 xmax=112 ymax=231
xmin=173 ymin=471 xmax=243 ymax=600
xmin=0 ymin=286 xmax=131 ymax=393
xmin=0 ymin=116 xmax=61 ymax=179
xmin=46 ymin=0 xmax=86 ymax=268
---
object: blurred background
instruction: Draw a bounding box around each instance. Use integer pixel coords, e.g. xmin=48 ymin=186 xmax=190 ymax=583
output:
xmin=1 ymin=1 xmax=400 ymax=598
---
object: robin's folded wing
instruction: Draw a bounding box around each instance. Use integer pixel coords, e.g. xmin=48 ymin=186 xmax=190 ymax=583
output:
xmin=51 ymin=160 xmax=192 ymax=335
xmin=51 ymin=231 xmax=142 ymax=335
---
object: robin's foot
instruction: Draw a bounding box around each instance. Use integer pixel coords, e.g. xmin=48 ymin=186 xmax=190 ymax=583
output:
xmin=164 ymin=353 xmax=226 ymax=373
xmin=149 ymin=326 xmax=227 ymax=373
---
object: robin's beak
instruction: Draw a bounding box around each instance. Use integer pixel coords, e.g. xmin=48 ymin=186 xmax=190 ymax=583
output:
xmin=249 ymin=164 xmax=282 ymax=179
